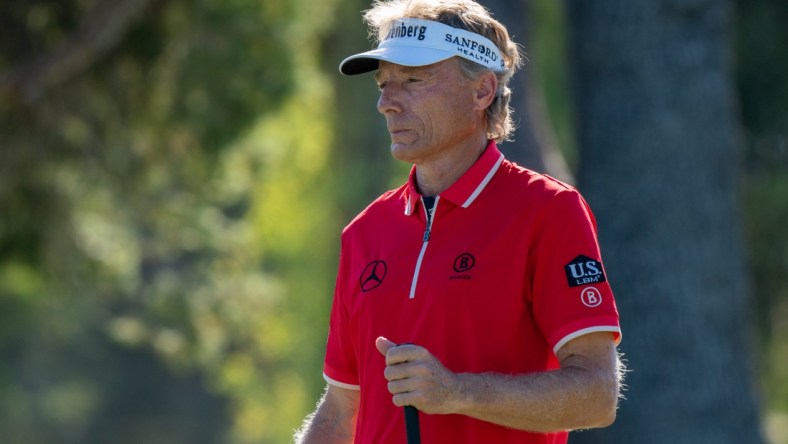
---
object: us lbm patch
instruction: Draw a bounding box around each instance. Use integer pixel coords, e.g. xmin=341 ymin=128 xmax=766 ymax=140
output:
xmin=565 ymin=255 xmax=606 ymax=287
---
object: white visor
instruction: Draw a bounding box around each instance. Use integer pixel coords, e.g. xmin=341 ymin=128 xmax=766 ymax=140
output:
xmin=339 ymin=18 xmax=505 ymax=75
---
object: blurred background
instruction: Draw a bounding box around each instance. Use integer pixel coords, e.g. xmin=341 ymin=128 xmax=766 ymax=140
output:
xmin=0 ymin=0 xmax=785 ymax=442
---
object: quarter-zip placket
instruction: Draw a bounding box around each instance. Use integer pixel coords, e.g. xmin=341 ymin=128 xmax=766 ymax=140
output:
xmin=409 ymin=196 xmax=439 ymax=299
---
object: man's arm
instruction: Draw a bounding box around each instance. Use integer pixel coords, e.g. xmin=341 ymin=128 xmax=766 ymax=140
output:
xmin=377 ymin=332 xmax=622 ymax=432
xmin=293 ymin=383 xmax=360 ymax=444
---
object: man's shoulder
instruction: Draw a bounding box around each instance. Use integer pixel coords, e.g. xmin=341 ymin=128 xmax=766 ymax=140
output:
xmin=341 ymin=184 xmax=408 ymax=236
xmin=496 ymin=159 xmax=578 ymax=201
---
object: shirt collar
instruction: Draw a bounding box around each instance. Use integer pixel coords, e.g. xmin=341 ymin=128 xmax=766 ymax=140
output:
xmin=404 ymin=140 xmax=505 ymax=215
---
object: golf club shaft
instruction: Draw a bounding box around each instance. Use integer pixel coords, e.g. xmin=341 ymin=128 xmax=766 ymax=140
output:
xmin=404 ymin=405 xmax=421 ymax=444
xmin=396 ymin=342 xmax=421 ymax=444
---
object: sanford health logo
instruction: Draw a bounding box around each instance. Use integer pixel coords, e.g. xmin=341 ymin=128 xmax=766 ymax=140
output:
xmin=385 ymin=23 xmax=427 ymax=41
xmin=444 ymin=33 xmax=499 ymax=64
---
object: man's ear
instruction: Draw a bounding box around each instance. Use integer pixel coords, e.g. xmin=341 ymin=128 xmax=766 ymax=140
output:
xmin=473 ymin=71 xmax=498 ymax=111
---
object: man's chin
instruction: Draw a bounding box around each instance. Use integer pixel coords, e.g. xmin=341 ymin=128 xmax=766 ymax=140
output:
xmin=390 ymin=142 xmax=421 ymax=163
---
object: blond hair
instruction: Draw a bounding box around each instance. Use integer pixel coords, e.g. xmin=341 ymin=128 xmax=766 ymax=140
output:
xmin=364 ymin=0 xmax=523 ymax=142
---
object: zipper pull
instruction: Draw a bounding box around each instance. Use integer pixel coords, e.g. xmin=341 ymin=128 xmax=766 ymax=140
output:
xmin=421 ymin=197 xmax=437 ymax=242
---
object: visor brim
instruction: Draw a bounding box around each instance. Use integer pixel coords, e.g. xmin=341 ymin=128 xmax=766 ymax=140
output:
xmin=339 ymin=46 xmax=456 ymax=75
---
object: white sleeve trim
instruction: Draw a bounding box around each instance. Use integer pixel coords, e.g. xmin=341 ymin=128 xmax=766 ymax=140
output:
xmin=553 ymin=326 xmax=622 ymax=355
xmin=323 ymin=372 xmax=361 ymax=391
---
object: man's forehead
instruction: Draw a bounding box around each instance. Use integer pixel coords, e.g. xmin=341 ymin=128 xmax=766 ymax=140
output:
xmin=374 ymin=60 xmax=452 ymax=80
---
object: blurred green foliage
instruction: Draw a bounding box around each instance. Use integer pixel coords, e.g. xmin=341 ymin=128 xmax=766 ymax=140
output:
xmin=0 ymin=0 xmax=339 ymax=442
xmin=736 ymin=1 xmax=788 ymax=438
xmin=529 ymin=0 xmax=576 ymax=168
xmin=0 ymin=0 xmax=785 ymax=443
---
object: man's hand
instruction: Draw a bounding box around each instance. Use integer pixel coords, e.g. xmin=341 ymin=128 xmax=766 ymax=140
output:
xmin=375 ymin=337 xmax=462 ymax=414
xmin=376 ymin=332 xmax=621 ymax=432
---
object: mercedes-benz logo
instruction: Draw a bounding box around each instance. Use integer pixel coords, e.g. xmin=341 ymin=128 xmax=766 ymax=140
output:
xmin=360 ymin=260 xmax=387 ymax=292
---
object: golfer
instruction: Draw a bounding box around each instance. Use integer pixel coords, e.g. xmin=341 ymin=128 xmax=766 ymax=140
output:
xmin=295 ymin=0 xmax=623 ymax=442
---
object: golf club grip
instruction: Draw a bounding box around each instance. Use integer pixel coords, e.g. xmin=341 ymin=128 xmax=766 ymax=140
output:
xmin=404 ymin=405 xmax=421 ymax=444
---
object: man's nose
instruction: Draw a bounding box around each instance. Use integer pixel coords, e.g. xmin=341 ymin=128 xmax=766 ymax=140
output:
xmin=377 ymin=85 xmax=403 ymax=114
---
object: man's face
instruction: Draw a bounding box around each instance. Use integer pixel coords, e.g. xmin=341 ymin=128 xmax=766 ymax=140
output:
xmin=375 ymin=58 xmax=483 ymax=164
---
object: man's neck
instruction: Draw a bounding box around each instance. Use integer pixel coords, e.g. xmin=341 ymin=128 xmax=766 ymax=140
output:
xmin=415 ymin=136 xmax=489 ymax=197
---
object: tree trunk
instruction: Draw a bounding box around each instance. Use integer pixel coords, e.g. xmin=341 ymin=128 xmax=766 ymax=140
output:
xmin=565 ymin=0 xmax=764 ymax=442
xmin=480 ymin=0 xmax=573 ymax=183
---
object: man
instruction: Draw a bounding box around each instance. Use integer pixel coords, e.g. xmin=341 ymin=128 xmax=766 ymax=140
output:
xmin=295 ymin=1 xmax=622 ymax=443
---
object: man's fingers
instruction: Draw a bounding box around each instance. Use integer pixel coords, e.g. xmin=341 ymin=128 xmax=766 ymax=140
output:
xmin=383 ymin=343 xmax=426 ymax=366
xmin=391 ymin=391 xmax=418 ymax=408
xmin=384 ymin=359 xmax=431 ymax=381
xmin=387 ymin=377 xmax=414 ymax=395
xmin=383 ymin=359 xmax=417 ymax=381
xmin=375 ymin=336 xmax=397 ymax=356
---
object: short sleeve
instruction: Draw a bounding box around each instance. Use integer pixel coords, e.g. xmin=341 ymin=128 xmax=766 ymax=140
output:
xmin=322 ymin=238 xmax=361 ymax=390
xmin=528 ymin=189 xmax=621 ymax=355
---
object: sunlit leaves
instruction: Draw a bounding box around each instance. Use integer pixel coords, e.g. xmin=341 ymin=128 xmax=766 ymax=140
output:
xmin=1 ymin=0 xmax=339 ymax=442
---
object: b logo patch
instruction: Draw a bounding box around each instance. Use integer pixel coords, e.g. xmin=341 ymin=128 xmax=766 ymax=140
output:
xmin=581 ymin=286 xmax=603 ymax=308
xmin=453 ymin=253 xmax=475 ymax=273
xmin=565 ymin=255 xmax=606 ymax=288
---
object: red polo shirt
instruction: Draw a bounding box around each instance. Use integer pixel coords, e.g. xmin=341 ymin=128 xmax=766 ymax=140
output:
xmin=323 ymin=141 xmax=620 ymax=443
